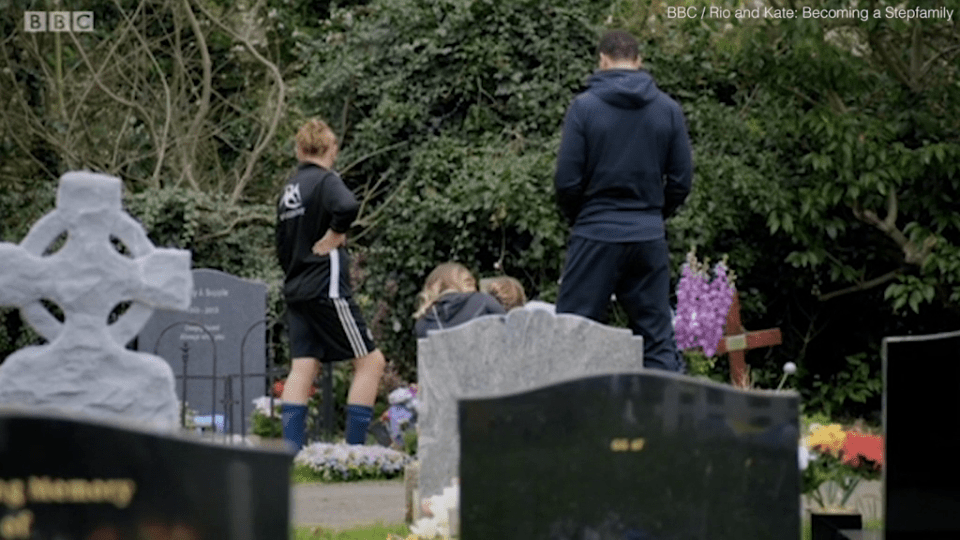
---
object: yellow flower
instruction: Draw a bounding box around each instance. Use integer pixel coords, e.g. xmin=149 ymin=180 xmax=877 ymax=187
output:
xmin=807 ymin=424 xmax=847 ymax=456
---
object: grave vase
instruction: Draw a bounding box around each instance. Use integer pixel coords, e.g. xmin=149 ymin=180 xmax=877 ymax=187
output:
xmin=810 ymin=508 xmax=862 ymax=540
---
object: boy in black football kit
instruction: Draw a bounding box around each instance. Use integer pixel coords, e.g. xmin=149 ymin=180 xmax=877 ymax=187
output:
xmin=276 ymin=119 xmax=386 ymax=449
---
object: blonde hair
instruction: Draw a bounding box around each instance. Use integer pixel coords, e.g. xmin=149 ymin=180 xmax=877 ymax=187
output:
xmin=413 ymin=262 xmax=477 ymax=319
xmin=296 ymin=118 xmax=337 ymax=157
xmin=481 ymin=276 xmax=527 ymax=311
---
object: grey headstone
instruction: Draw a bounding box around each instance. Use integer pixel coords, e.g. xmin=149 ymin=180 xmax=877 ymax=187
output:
xmin=417 ymin=308 xmax=644 ymax=499
xmin=137 ymin=269 xmax=269 ymax=434
xmin=883 ymin=329 xmax=960 ymax=536
xmin=0 ymin=172 xmax=192 ymax=429
xmin=459 ymin=372 xmax=801 ymax=539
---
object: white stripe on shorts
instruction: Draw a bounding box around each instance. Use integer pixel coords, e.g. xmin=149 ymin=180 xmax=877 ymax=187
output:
xmin=334 ymin=298 xmax=368 ymax=357
xmin=328 ymin=249 xmax=341 ymax=299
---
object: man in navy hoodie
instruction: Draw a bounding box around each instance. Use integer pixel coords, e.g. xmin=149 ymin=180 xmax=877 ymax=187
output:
xmin=554 ymin=30 xmax=693 ymax=371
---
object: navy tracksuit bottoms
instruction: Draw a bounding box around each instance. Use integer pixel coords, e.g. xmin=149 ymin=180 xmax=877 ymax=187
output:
xmin=556 ymin=235 xmax=683 ymax=372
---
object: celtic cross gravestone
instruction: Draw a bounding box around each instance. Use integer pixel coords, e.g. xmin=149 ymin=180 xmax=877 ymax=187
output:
xmin=0 ymin=171 xmax=192 ymax=428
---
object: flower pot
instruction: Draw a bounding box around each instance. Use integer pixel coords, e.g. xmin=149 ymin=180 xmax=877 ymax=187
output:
xmin=810 ymin=510 xmax=862 ymax=540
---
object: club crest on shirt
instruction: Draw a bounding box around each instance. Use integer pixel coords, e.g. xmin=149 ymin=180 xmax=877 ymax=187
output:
xmin=282 ymin=183 xmax=302 ymax=209
xmin=279 ymin=183 xmax=306 ymax=220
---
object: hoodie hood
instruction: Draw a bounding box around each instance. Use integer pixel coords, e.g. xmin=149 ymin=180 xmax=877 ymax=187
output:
xmin=426 ymin=292 xmax=474 ymax=323
xmin=586 ymin=69 xmax=659 ymax=109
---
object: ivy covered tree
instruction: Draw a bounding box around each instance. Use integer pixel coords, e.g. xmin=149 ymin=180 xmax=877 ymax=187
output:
xmin=293 ymin=0 xmax=607 ymax=376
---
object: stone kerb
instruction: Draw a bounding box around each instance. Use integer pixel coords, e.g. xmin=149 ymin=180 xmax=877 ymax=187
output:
xmin=416 ymin=308 xmax=645 ymax=499
xmin=0 ymin=171 xmax=192 ymax=429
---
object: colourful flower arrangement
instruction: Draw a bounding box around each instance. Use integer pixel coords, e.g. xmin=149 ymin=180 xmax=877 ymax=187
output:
xmin=293 ymin=442 xmax=413 ymax=482
xmin=801 ymin=423 xmax=883 ymax=510
xmin=675 ymin=249 xmax=736 ymax=357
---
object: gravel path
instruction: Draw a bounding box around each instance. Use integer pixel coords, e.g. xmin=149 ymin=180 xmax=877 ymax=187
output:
xmin=291 ymin=479 xmax=407 ymax=531
xmin=290 ymin=478 xmax=883 ymax=532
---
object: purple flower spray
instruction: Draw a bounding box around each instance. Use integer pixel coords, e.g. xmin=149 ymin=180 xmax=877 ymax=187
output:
xmin=675 ymin=250 xmax=736 ymax=357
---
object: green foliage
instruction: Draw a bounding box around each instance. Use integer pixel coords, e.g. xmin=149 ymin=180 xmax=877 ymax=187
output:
xmin=358 ymin=137 xmax=567 ymax=376
xmin=606 ymin=1 xmax=959 ymax=417
xmin=123 ymin=185 xmax=290 ymax=360
xmin=295 ymin=0 xmax=604 ymax=375
xmin=807 ymin=353 xmax=883 ymax=420
xmin=402 ymin=429 xmax=418 ymax=457
xmin=683 ymin=349 xmax=724 ymax=382
xmin=252 ymin=410 xmax=283 ymax=439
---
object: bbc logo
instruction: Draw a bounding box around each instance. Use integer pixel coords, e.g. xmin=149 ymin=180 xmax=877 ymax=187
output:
xmin=24 ymin=11 xmax=95 ymax=33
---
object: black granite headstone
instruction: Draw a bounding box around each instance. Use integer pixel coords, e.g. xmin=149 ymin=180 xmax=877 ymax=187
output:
xmin=137 ymin=269 xmax=269 ymax=434
xmin=459 ymin=372 xmax=800 ymax=540
xmin=882 ymin=329 xmax=960 ymax=539
xmin=0 ymin=410 xmax=290 ymax=539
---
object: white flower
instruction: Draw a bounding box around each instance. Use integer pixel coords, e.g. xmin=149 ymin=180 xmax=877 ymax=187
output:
xmin=251 ymin=396 xmax=277 ymax=416
xmin=410 ymin=516 xmax=439 ymax=538
xmin=388 ymin=387 xmax=414 ymax=404
xmin=412 ymin=479 xmax=459 ymax=538
xmin=783 ymin=362 xmax=797 ymax=375
xmin=438 ymin=485 xmax=459 ymax=514
xmin=798 ymin=445 xmax=812 ymax=471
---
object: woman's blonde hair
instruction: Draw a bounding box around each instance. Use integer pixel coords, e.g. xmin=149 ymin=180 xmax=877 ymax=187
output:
xmin=296 ymin=118 xmax=336 ymax=157
xmin=481 ymin=276 xmax=527 ymax=311
xmin=413 ymin=262 xmax=477 ymax=319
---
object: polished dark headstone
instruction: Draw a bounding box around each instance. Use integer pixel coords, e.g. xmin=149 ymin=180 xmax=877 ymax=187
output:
xmin=0 ymin=410 xmax=290 ymax=540
xmin=882 ymin=329 xmax=960 ymax=539
xmin=459 ymin=372 xmax=800 ymax=540
xmin=138 ymin=269 xmax=269 ymax=433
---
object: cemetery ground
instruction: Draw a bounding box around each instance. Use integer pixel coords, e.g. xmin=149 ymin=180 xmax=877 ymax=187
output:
xmin=285 ymin=472 xmax=883 ymax=538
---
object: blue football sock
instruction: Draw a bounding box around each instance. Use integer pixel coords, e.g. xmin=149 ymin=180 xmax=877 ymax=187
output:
xmin=345 ymin=404 xmax=374 ymax=445
xmin=281 ymin=403 xmax=308 ymax=451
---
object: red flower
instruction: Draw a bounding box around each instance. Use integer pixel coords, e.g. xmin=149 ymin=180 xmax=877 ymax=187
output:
xmin=840 ymin=431 xmax=884 ymax=470
xmin=272 ymin=378 xmax=318 ymax=398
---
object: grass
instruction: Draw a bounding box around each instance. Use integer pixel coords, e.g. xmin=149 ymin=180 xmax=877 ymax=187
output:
xmin=291 ymin=513 xmax=883 ymax=540
xmin=291 ymin=463 xmax=327 ymax=483
xmin=290 ymin=463 xmax=407 ymax=484
xmin=292 ymin=523 xmax=408 ymax=539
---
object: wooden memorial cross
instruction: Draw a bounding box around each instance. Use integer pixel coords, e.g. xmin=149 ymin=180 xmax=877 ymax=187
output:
xmin=715 ymin=291 xmax=782 ymax=388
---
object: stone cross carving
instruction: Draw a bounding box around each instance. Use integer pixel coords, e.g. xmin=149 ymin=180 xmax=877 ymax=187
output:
xmin=0 ymin=172 xmax=192 ymax=428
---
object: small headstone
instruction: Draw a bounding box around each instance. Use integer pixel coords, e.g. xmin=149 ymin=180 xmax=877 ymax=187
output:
xmin=459 ymin=372 xmax=800 ymax=539
xmin=0 ymin=172 xmax=192 ymax=429
xmin=137 ymin=269 xmax=269 ymax=434
xmin=417 ymin=309 xmax=644 ymax=499
xmin=0 ymin=409 xmax=290 ymax=540
xmin=882 ymin=329 xmax=960 ymax=537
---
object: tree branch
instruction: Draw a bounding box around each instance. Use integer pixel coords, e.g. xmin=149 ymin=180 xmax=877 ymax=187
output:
xmin=180 ymin=0 xmax=213 ymax=191
xmin=189 ymin=0 xmax=287 ymax=205
xmin=852 ymin=191 xmax=936 ymax=266
xmin=195 ymin=212 xmax=274 ymax=242
xmin=817 ymin=269 xmax=901 ymax=301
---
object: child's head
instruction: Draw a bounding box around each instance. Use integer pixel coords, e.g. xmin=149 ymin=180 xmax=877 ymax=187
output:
xmin=413 ymin=262 xmax=477 ymax=319
xmin=295 ymin=118 xmax=337 ymax=159
xmin=481 ymin=276 xmax=527 ymax=311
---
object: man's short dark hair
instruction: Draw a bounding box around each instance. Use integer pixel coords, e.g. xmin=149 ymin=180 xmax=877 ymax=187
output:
xmin=598 ymin=30 xmax=639 ymax=61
